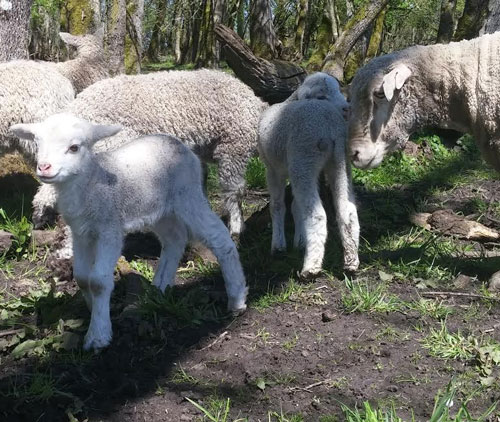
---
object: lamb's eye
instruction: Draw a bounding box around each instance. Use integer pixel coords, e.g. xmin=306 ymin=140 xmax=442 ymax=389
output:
xmin=68 ymin=144 xmax=80 ymax=153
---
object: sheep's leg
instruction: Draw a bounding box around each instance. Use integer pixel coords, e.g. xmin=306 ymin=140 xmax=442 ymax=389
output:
xmin=291 ymin=198 xmax=305 ymax=250
xmin=290 ymin=162 xmax=327 ymax=279
xmin=84 ymin=231 xmax=123 ymax=351
xmin=266 ymin=166 xmax=287 ymax=253
xmin=324 ymin=159 xmax=360 ymax=272
xmin=72 ymin=234 xmax=95 ymax=311
xmin=32 ymin=184 xmax=59 ymax=229
xmin=152 ymin=216 xmax=188 ymax=292
xmin=215 ymin=153 xmax=246 ymax=237
xmin=180 ymin=199 xmax=247 ymax=314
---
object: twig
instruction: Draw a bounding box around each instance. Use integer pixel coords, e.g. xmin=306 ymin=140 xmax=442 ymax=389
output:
xmin=200 ymin=331 xmax=228 ymax=351
xmin=422 ymin=291 xmax=500 ymax=302
xmin=290 ymin=379 xmax=333 ymax=392
xmin=0 ymin=328 xmax=23 ymax=337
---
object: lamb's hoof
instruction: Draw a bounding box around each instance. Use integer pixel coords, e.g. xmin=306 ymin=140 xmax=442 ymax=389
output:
xmin=299 ymin=268 xmax=322 ymax=281
xmin=230 ymin=304 xmax=247 ymax=317
xmin=228 ymin=296 xmax=247 ymax=316
xmin=83 ymin=331 xmax=112 ymax=351
xmin=343 ymin=259 xmax=360 ymax=276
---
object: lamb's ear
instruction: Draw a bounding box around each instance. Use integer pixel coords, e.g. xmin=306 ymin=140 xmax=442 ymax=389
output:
xmin=381 ymin=64 xmax=412 ymax=101
xmin=9 ymin=123 xmax=39 ymax=141
xmin=88 ymin=123 xmax=122 ymax=143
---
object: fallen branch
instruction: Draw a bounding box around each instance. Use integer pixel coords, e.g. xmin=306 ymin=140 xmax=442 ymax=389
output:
xmin=290 ymin=379 xmax=333 ymax=392
xmin=422 ymin=291 xmax=500 ymax=301
xmin=0 ymin=328 xmax=23 ymax=337
xmin=200 ymin=330 xmax=229 ymax=351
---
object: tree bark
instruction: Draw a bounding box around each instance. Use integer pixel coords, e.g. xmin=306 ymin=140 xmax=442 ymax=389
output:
xmin=146 ymin=0 xmax=167 ymax=61
xmin=365 ymin=7 xmax=386 ymax=62
xmin=106 ymin=0 xmax=126 ymax=75
xmin=0 ymin=0 xmax=33 ymax=61
xmin=436 ymin=0 xmax=457 ymax=43
xmin=215 ymin=23 xmax=306 ymax=103
xmin=294 ymin=0 xmax=308 ymax=59
xmin=249 ymin=0 xmax=278 ymax=59
xmin=307 ymin=0 xmax=338 ymax=70
xmin=321 ymin=0 xmax=389 ymax=81
xmin=482 ymin=0 xmax=500 ymax=33
xmin=125 ymin=0 xmax=143 ymax=73
xmin=453 ymin=0 xmax=489 ymax=40
xmin=29 ymin=2 xmax=62 ymax=60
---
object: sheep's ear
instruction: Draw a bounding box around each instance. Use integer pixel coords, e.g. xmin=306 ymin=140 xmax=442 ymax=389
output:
xmin=87 ymin=123 xmax=122 ymax=143
xmin=59 ymin=32 xmax=80 ymax=47
xmin=9 ymin=123 xmax=39 ymax=141
xmin=381 ymin=64 xmax=412 ymax=101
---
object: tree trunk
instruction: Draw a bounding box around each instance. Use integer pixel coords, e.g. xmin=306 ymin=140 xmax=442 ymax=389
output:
xmin=29 ymin=2 xmax=62 ymax=60
xmin=146 ymin=0 xmax=167 ymax=61
xmin=215 ymin=23 xmax=306 ymax=103
xmin=482 ymin=0 xmax=500 ymax=33
xmin=249 ymin=0 xmax=278 ymax=59
xmin=364 ymin=7 xmax=385 ymax=62
xmin=106 ymin=0 xmax=126 ymax=75
xmin=125 ymin=0 xmax=143 ymax=74
xmin=294 ymin=0 xmax=308 ymax=59
xmin=0 ymin=0 xmax=33 ymax=61
xmin=236 ymin=0 xmax=246 ymax=37
xmin=436 ymin=0 xmax=457 ymax=43
xmin=321 ymin=0 xmax=389 ymax=81
xmin=213 ymin=0 xmax=225 ymax=63
xmin=307 ymin=0 xmax=338 ymax=70
xmin=61 ymin=0 xmax=96 ymax=35
xmin=454 ymin=0 xmax=489 ymax=40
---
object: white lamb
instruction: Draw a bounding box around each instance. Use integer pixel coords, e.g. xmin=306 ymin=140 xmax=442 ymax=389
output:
xmin=258 ymin=74 xmax=359 ymax=278
xmin=10 ymin=114 xmax=248 ymax=350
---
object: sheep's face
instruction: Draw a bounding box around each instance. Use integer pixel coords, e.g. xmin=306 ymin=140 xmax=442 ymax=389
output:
xmin=9 ymin=113 xmax=121 ymax=184
xmin=348 ymin=62 xmax=413 ymax=169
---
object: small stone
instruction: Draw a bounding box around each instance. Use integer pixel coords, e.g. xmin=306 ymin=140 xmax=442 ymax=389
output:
xmin=488 ymin=271 xmax=500 ymax=292
xmin=301 ymin=350 xmax=310 ymax=357
xmin=387 ymin=385 xmax=398 ymax=393
xmin=32 ymin=229 xmax=58 ymax=247
xmin=321 ymin=311 xmax=336 ymax=322
xmin=180 ymin=414 xmax=191 ymax=421
xmin=453 ymin=274 xmax=472 ymax=289
xmin=0 ymin=230 xmax=13 ymax=254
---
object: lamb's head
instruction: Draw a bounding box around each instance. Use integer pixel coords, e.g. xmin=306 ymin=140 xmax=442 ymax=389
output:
xmin=9 ymin=113 xmax=121 ymax=184
xmin=296 ymin=72 xmax=348 ymax=106
xmin=348 ymin=56 xmax=416 ymax=169
xmin=59 ymin=31 xmax=104 ymax=58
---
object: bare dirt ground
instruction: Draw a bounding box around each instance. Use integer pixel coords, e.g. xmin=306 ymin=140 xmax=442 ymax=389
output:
xmin=0 ymin=147 xmax=499 ymax=422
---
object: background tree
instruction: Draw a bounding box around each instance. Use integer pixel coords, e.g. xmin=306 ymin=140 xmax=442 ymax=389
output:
xmin=0 ymin=0 xmax=33 ymax=60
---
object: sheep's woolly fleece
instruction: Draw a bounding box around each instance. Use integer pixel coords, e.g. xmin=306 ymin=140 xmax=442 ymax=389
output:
xmin=348 ymin=31 xmax=500 ymax=171
xmin=0 ymin=60 xmax=74 ymax=158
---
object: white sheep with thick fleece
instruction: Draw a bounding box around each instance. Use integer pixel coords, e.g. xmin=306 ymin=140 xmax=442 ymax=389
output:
xmin=10 ymin=113 xmax=248 ymax=350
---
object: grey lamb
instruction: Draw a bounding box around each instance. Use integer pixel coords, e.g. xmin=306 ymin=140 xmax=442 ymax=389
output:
xmin=258 ymin=74 xmax=359 ymax=278
xmin=10 ymin=113 xmax=248 ymax=351
xmin=32 ymin=69 xmax=267 ymax=237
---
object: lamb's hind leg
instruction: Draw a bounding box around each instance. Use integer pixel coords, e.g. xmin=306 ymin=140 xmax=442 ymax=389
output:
xmin=324 ymin=159 xmax=360 ymax=272
xmin=265 ymin=165 xmax=287 ymax=253
xmin=290 ymin=161 xmax=327 ymax=279
xmin=179 ymin=197 xmax=247 ymax=314
xmin=152 ymin=216 xmax=188 ymax=292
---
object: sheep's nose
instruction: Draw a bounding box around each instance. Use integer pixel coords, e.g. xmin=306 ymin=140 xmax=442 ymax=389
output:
xmin=350 ymin=150 xmax=360 ymax=162
xmin=38 ymin=163 xmax=52 ymax=172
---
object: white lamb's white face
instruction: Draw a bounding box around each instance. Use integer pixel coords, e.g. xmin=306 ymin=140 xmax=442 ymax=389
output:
xmin=9 ymin=113 xmax=121 ymax=184
xmin=298 ymin=73 xmax=346 ymax=105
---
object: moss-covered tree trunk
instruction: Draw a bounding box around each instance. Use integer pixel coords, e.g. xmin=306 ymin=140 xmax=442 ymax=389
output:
xmin=125 ymin=0 xmax=143 ymax=74
xmin=106 ymin=0 xmax=126 ymax=75
xmin=321 ymin=0 xmax=389 ymax=82
xmin=236 ymin=0 xmax=246 ymax=37
xmin=249 ymin=0 xmax=278 ymax=59
xmin=436 ymin=0 xmax=457 ymax=43
xmin=146 ymin=0 xmax=167 ymax=61
xmin=294 ymin=0 xmax=308 ymax=59
xmin=61 ymin=0 xmax=95 ymax=34
xmin=0 ymin=0 xmax=33 ymax=60
xmin=307 ymin=0 xmax=338 ymax=71
xmin=30 ymin=2 xmax=62 ymax=60
xmin=453 ymin=0 xmax=489 ymax=40
xmin=364 ymin=7 xmax=385 ymax=62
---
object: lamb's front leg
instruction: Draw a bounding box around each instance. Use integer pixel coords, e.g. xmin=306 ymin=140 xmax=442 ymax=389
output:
xmin=84 ymin=231 xmax=123 ymax=351
xmin=72 ymin=234 xmax=96 ymax=311
xmin=325 ymin=160 xmax=360 ymax=272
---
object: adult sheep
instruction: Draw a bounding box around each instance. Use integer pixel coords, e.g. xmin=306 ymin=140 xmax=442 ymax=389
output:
xmin=0 ymin=32 xmax=108 ymax=161
xmin=33 ymin=69 xmax=268 ymax=237
xmin=347 ymin=31 xmax=500 ymax=172
xmin=347 ymin=32 xmax=500 ymax=285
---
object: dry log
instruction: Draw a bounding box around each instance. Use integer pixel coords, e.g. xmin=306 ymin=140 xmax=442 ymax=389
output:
xmin=215 ymin=24 xmax=306 ymax=104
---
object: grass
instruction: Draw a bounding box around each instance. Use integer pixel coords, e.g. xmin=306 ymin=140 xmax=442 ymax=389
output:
xmin=341 ymin=277 xmax=402 ymax=313
xmin=421 ymin=322 xmax=479 ymax=361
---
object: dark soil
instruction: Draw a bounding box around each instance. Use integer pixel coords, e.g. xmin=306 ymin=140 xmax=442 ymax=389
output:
xmin=0 ymin=159 xmax=499 ymax=422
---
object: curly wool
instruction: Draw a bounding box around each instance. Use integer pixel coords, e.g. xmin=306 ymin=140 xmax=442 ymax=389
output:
xmin=65 ymin=68 xmax=268 ymax=235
